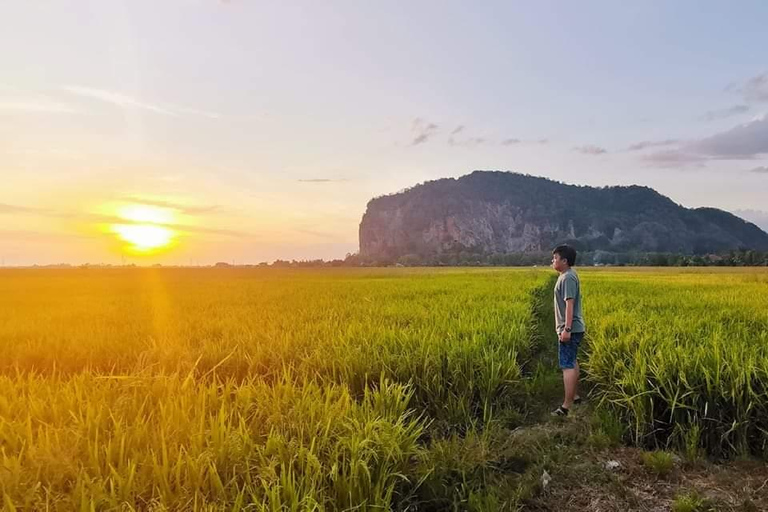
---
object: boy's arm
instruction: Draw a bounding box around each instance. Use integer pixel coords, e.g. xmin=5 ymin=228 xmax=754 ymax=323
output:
xmin=565 ymin=299 xmax=574 ymax=331
xmin=559 ymin=299 xmax=574 ymax=341
xmin=561 ymin=274 xmax=577 ymax=337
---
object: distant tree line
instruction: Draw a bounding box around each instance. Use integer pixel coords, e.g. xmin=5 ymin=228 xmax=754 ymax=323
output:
xmin=28 ymin=249 xmax=764 ymax=269
xmin=248 ymin=248 xmax=768 ymax=268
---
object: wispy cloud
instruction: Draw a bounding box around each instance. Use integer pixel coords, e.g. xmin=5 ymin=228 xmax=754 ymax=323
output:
xmin=297 ymin=178 xmax=350 ymax=183
xmin=61 ymin=85 xmax=221 ymax=119
xmin=448 ymin=136 xmax=486 ymax=147
xmin=120 ymin=196 xmax=222 ymax=215
xmin=691 ymin=114 xmax=768 ymax=158
xmin=749 ymin=166 xmax=768 ymax=174
xmin=444 ymin=124 xmax=491 ymax=147
xmin=741 ymin=73 xmax=768 ymax=103
xmin=0 ymin=98 xmax=79 ymax=114
xmin=0 ymin=203 xmax=54 ymax=215
xmin=644 ymin=115 xmax=768 ymax=167
xmin=641 ymin=150 xmax=708 ymax=168
xmin=726 ymin=73 xmax=768 ymax=103
xmin=410 ymin=118 xmax=439 ymax=145
xmin=646 ymin=72 xmax=768 ymax=167
xmin=627 ymin=139 xmax=679 ymax=151
xmin=500 ymin=137 xmax=547 ymax=146
xmin=701 ymin=104 xmax=749 ymax=122
xmin=3 ymin=147 xmax=82 ymax=158
xmin=406 ymin=119 xmax=548 ymax=148
xmin=0 ymin=229 xmax=97 ymax=241
xmin=0 ymin=203 xmax=245 ymax=237
xmin=96 ymin=212 xmax=248 ymax=237
xmin=293 ymin=227 xmax=349 ymax=241
xmin=573 ymin=144 xmax=607 ymax=155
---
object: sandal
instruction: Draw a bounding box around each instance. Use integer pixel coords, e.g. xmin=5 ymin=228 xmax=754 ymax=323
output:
xmin=551 ymin=405 xmax=569 ymax=417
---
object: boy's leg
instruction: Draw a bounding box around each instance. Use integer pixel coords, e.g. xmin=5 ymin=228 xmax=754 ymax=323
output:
xmin=557 ymin=334 xmax=582 ymax=410
xmin=562 ymin=363 xmax=579 ymax=409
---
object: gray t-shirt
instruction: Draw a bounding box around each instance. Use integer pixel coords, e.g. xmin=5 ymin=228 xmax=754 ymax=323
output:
xmin=553 ymin=268 xmax=585 ymax=334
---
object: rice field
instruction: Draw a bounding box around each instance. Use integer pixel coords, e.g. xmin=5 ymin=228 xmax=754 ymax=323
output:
xmin=1 ymin=266 xmax=766 ymax=510
xmin=0 ymin=267 xmax=547 ymax=510
xmin=582 ymin=267 xmax=768 ymax=458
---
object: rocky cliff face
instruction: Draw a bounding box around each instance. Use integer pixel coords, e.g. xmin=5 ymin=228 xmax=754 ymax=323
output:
xmin=358 ymin=171 xmax=768 ymax=260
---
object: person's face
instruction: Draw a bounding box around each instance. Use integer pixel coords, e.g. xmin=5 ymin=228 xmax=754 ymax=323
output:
xmin=551 ymin=253 xmax=565 ymax=272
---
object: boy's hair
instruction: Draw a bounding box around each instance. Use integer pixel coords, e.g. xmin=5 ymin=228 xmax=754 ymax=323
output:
xmin=552 ymin=244 xmax=577 ymax=266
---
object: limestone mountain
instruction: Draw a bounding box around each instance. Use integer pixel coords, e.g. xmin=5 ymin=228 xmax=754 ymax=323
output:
xmin=358 ymin=171 xmax=768 ymax=261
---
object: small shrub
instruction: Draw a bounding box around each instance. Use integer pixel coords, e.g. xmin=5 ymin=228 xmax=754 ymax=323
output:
xmin=587 ymin=432 xmax=611 ymax=450
xmin=590 ymin=407 xmax=624 ymax=448
xmin=641 ymin=450 xmax=675 ymax=477
xmin=673 ymin=422 xmax=704 ymax=463
xmin=671 ymin=490 xmax=712 ymax=512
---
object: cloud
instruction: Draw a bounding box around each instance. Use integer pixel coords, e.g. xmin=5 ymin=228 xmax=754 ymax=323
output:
xmin=120 ymin=197 xmax=222 ymax=215
xmin=444 ymin=124 xmax=491 ymax=147
xmin=0 ymin=98 xmax=79 ymax=114
xmin=406 ymin=118 xmax=548 ymax=148
xmin=749 ymin=166 xmax=768 ymax=173
xmin=701 ymin=104 xmax=749 ymax=122
xmin=410 ymin=118 xmax=439 ymax=145
xmin=499 ymin=137 xmax=547 ymax=146
xmin=166 ymin=224 xmax=247 ymax=237
xmin=293 ymin=227 xmax=348 ymax=241
xmin=61 ymin=85 xmax=220 ymax=119
xmin=93 ymin=212 xmax=248 ymax=237
xmin=0 ymin=203 xmax=57 ymax=215
xmin=742 ymin=73 xmax=768 ymax=103
xmin=691 ymin=114 xmax=768 ymax=158
xmin=573 ymin=144 xmax=607 ymax=155
xmin=644 ymin=115 xmax=768 ymax=167
xmin=297 ymin=178 xmax=350 ymax=183
xmin=3 ymin=147 xmax=82 ymax=159
xmin=0 ymin=229 xmax=97 ymax=241
xmin=641 ymin=150 xmax=708 ymax=167
xmin=726 ymin=73 xmax=768 ymax=103
xmin=0 ymin=203 xmax=246 ymax=237
xmin=448 ymin=136 xmax=486 ymax=147
xmin=627 ymin=139 xmax=679 ymax=151
xmin=407 ymin=119 xmax=548 ymax=148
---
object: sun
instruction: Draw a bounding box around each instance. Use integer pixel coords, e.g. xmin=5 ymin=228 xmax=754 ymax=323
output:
xmin=112 ymin=224 xmax=175 ymax=252
xmin=110 ymin=204 xmax=178 ymax=254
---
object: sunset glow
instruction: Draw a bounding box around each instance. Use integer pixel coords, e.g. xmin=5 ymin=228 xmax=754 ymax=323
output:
xmin=116 ymin=205 xmax=175 ymax=225
xmin=2 ymin=2 xmax=767 ymax=267
xmin=111 ymin=224 xmax=175 ymax=252
xmin=110 ymin=205 xmax=177 ymax=253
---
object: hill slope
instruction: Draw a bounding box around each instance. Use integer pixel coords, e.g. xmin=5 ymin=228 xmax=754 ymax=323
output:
xmin=359 ymin=171 xmax=768 ymax=260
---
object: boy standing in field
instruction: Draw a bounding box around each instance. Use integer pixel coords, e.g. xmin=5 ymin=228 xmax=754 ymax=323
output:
xmin=550 ymin=244 xmax=585 ymax=417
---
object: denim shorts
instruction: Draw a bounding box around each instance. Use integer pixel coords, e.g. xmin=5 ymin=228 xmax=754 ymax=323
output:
xmin=558 ymin=331 xmax=584 ymax=370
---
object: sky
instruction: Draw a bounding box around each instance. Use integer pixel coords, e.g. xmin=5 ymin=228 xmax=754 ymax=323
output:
xmin=2 ymin=1 xmax=768 ymax=265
